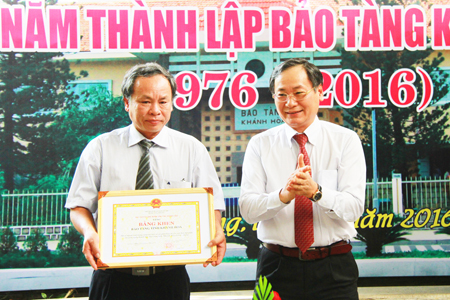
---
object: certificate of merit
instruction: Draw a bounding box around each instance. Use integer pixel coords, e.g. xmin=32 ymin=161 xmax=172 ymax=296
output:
xmin=96 ymin=188 xmax=216 ymax=269
xmin=113 ymin=202 xmax=200 ymax=256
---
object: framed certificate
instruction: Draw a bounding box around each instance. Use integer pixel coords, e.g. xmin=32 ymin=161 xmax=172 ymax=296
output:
xmin=96 ymin=188 xmax=217 ymax=269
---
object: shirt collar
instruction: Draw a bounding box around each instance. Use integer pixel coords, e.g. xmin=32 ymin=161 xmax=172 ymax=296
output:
xmin=284 ymin=116 xmax=321 ymax=147
xmin=304 ymin=116 xmax=321 ymax=146
xmin=128 ymin=125 xmax=170 ymax=148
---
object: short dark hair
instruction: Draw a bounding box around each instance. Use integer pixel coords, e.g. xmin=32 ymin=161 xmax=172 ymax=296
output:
xmin=121 ymin=62 xmax=177 ymax=100
xmin=269 ymin=58 xmax=323 ymax=94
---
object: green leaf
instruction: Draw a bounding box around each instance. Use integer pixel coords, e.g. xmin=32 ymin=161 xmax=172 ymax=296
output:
xmin=253 ymin=275 xmax=274 ymax=300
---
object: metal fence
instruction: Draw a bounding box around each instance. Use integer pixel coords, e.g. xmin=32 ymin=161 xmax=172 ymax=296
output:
xmin=365 ymin=177 xmax=450 ymax=213
xmin=402 ymin=178 xmax=450 ymax=210
xmin=2 ymin=177 xmax=450 ymax=227
xmin=365 ymin=178 xmax=393 ymax=212
xmin=0 ymin=190 xmax=70 ymax=227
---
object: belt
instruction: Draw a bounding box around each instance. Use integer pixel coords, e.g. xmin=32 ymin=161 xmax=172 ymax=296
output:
xmin=113 ymin=265 xmax=181 ymax=276
xmin=263 ymin=241 xmax=352 ymax=261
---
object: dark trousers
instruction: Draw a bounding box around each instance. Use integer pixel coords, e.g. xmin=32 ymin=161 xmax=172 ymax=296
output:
xmin=256 ymin=246 xmax=359 ymax=300
xmin=89 ymin=266 xmax=190 ymax=300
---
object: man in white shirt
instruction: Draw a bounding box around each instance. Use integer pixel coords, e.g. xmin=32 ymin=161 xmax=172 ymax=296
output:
xmin=66 ymin=62 xmax=226 ymax=300
xmin=239 ymin=58 xmax=365 ymax=300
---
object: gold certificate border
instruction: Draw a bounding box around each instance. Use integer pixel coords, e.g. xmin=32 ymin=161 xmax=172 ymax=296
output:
xmin=112 ymin=202 xmax=201 ymax=257
xmin=97 ymin=188 xmax=216 ymax=268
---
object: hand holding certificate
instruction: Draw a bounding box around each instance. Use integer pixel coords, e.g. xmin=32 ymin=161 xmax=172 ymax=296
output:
xmin=96 ymin=188 xmax=217 ymax=269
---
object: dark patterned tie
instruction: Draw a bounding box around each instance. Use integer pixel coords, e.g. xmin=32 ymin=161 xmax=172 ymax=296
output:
xmin=293 ymin=134 xmax=314 ymax=254
xmin=136 ymin=140 xmax=155 ymax=190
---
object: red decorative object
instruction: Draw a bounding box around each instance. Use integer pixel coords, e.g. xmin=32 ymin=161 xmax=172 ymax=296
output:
xmin=150 ymin=198 xmax=162 ymax=208
xmin=272 ymin=291 xmax=282 ymax=300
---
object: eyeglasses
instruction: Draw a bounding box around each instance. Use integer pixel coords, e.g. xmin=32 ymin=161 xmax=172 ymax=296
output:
xmin=273 ymin=87 xmax=315 ymax=103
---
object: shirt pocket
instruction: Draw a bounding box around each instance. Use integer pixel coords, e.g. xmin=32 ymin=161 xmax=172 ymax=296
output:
xmin=162 ymin=179 xmax=192 ymax=189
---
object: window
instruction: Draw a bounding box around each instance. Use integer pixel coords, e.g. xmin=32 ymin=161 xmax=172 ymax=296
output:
xmin=225 ymin=116 xmax=231 ymax=121
xmin=225 ymin=126 xmax=231 ymax=131
xmin=226 ymin=177 xmax=231 ymax=182
xmin=236 ymin=145 xmax=241 ymax=151
xmin=215 ymin=136 xmax=221 ymax=141
xmin=215 ymin=116 xmax=221 ymax=121
xmin=216 ymin=157 xmax=221 ymax=162
xmin=205 ymin=136 xmax=210 ymax=142
xmin=216 ymin=167 xmax=221 ymax=172
xmin=226 ymin=146 xmax=231 ymax=151
xmin=69 ymin=80 xmax=112 ymax=97
xmin=206 ymin=147 xmax=210 ymax=151
xmin=226 ymin=156 xmax=231 ymax=162
xmin=237 ymin=135 xmax=241 ymax=140
xmin=225 ymin=106 xmax=231 ymax=111
xmin=247 ymin=135 xmax=252 ymax=140
xmin=205 ymin=126 xmax=210 ymax=132
xmin=226 ymin=136 xmax=231 ymax=141
xmin=205 ymin=116 xmax=210 ymax=121
xmin=215 ymin=126 xmax=220 ymax=131
xmin=226 ymin=167 xmax=231 ymax=171
xmin=216 ymin=146 xmax=221 ymax=151
xmin=68 ymin=80 xmax=112 ymax=109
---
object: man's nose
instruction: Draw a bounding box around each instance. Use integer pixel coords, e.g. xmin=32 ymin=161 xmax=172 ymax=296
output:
xmin=285 ymin=95 xmax=297 ymax=107
xmin=148 ymin=102 xmax=161 ymax=114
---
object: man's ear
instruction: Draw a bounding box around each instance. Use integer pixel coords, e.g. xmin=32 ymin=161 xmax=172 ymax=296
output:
xmin=317 ymin=84 xmax=324 ymax=101
xmin=123 ymin=97 xmax=129 ymax=112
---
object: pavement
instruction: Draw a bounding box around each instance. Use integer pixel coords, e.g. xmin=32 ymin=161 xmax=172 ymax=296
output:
xmin=49 ymin=286 xmax=450 ymax=300
xmin=27 ymin=229 xmax=450 ymax=299
xmin=188 ymin=287 xmax=450 ymax=299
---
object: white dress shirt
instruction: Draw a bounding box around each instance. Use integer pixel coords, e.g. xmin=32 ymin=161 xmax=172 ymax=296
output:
xmin=66 ymin=125 xmax=225 ymax=220
xmin=239 ymin=117 xmax=366 ymax=248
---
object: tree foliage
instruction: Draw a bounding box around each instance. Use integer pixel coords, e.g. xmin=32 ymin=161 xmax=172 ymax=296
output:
xmin=0 ymin=51 xmax=87 ymax=191
xmin=356 ymin=215 xmax=410 ymax=257
xmin=337 ymin=0 xmax=450 ymax=178
xmin=56 ymin=226 xmax=83 ymax=255
xmin=0 ymin=0 xmax=92 ymax=191
xmin=28 ymin=87 xmax=130 ymax=190
xmin=224 ymin=218 xmax=261 ymax=259
xmin=23 ymin=228 xmax=49 ymax=253
xmin=0 ymin=227 xmax=19 ymax=254
xmin=0 ymin=228 xmax=88 ymax=268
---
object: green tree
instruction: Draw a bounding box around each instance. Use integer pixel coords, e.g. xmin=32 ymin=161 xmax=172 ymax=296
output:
xmin=56 ymin=226 xmax=83 ymax=255
xmin=53 ymin=226 xmax=87 ymax=267
xmin=0 ymin=227 xmax=19 ymax=254
xmin=225 ymin=218 xmax=261 ymax=259
xmin=0 ymin=0 xmax=89 ymax=191
xmin=28 ymin=87 xmax=130 ymax=189
xmin=23 ymin=228 xmax=49 ymax=253
xmin=337 ymin=0 xmax=450 ymax=178
xmin=356 ymin=215 xmax=410 ymax=257
xmin=0 ymin=51 xmax=87 ymax=190
xmin=0 ymin=167 xmax=4 ymax=190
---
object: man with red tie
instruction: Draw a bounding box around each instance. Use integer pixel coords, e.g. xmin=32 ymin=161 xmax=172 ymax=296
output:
xmin=239 ymin=58 xmax=366 ymax=300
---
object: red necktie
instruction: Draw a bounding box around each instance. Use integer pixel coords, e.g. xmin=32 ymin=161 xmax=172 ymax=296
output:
xmin=293 ymin=134 xmax=314 ymax=254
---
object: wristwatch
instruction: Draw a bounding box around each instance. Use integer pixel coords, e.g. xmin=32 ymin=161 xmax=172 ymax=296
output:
xmin=310 ymin=184 xmax=322 ymax=202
